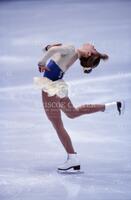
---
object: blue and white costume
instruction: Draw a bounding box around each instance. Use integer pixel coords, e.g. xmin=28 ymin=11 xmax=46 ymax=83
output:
xmin=44 ymin=59 xmax=64 ymax=81
xmin=34 ymin=44 xmax=78 ymax=98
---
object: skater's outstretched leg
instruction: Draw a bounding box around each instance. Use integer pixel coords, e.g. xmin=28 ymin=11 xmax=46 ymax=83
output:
xmin=60 ymin=96 xmax=105 ymax=118
xmin=60 ymin=97 xmax=124 ymax=118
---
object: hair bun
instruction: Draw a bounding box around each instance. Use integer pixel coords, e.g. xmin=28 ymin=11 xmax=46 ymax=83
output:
xmin=100 ymin=54 xmax=109 ymax=60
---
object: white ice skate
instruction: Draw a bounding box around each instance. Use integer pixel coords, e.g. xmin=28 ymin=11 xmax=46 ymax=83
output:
xmin=105 ymin=101 xmax=125 ymax=115
xmin=57 ymin=153 xmax=80 ymax=172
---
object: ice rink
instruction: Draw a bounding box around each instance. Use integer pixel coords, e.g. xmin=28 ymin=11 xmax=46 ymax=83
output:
xmin=0 ymin=0 xmax=131 ymax=200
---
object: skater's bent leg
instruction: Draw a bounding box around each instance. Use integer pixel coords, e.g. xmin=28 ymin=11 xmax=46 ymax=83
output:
xmin=60 ymin=96 xmax=105 ymax=118
xmin=42 ymin=91 xmax=75 ymax=154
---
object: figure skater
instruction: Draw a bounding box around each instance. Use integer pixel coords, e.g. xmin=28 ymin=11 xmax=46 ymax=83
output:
xmin=35 ymin=42 xmax=124 ymax=171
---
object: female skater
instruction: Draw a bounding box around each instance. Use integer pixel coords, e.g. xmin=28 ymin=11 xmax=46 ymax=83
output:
xmin=36 ymin=43 xmax=124 ymax=171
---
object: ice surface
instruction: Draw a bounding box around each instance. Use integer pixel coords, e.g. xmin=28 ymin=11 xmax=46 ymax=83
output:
xmin=0 ymin=0 xmax=131 ymax=200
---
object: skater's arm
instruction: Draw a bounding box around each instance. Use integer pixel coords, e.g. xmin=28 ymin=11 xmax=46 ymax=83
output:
xmin=38 ymin=45 xmax=75 ymax=66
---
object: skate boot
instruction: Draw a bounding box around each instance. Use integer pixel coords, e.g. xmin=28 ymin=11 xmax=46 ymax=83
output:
xmin=105 ymin=101 xmax=125 ymax=115
xmin=58 ymin=153 xmax=80 ymax=171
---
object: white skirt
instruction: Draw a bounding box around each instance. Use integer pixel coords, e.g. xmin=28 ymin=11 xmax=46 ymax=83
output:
xmin=34 ymin=77 xmax=68 ymax=98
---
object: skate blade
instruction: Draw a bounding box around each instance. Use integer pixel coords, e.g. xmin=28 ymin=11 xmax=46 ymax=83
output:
xmin=57 ymin=166 xmax=83 ymax=174
xmin=57 ymin=168 xmax=84 ymax=175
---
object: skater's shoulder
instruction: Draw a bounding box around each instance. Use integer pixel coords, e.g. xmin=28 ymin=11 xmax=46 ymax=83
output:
xmin=61 ymin=44 xmax=76 ymax=55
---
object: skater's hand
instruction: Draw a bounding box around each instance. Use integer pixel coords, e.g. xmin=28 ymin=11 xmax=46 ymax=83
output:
xmin=38 ymin=63 xmax=50 ymax=73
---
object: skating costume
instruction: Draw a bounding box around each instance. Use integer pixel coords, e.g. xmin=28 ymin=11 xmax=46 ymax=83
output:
xmin=34 ymin=44 xmax=125 ymax=172
xmin=43 ymin=59 xmax=64 ymax=81
xmin=34 ymin=44 xmax=78 ymax=98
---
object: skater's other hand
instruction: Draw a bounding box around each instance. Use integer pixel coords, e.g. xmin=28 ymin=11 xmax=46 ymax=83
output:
xmin=38 ymin=64 xmax=50 ymax=73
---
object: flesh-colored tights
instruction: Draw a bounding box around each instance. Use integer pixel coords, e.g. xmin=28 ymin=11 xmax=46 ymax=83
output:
xmin=42 ymin=91 xmax=105 ymax=154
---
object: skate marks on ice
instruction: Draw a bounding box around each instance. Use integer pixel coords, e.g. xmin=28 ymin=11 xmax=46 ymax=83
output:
xmin=0 ymin=165 xmax=131 ymax=200
xmin=0 ymin=167 xmax=84 ymax=200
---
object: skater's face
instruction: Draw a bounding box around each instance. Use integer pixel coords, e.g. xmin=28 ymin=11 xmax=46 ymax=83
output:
xmin=84 ymin=44 xmax=98 ymax=57
xmin=78 ymin=43 xmax=102 ymax=73
xmin=78 ymin=43 xmax=98 ymax=58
